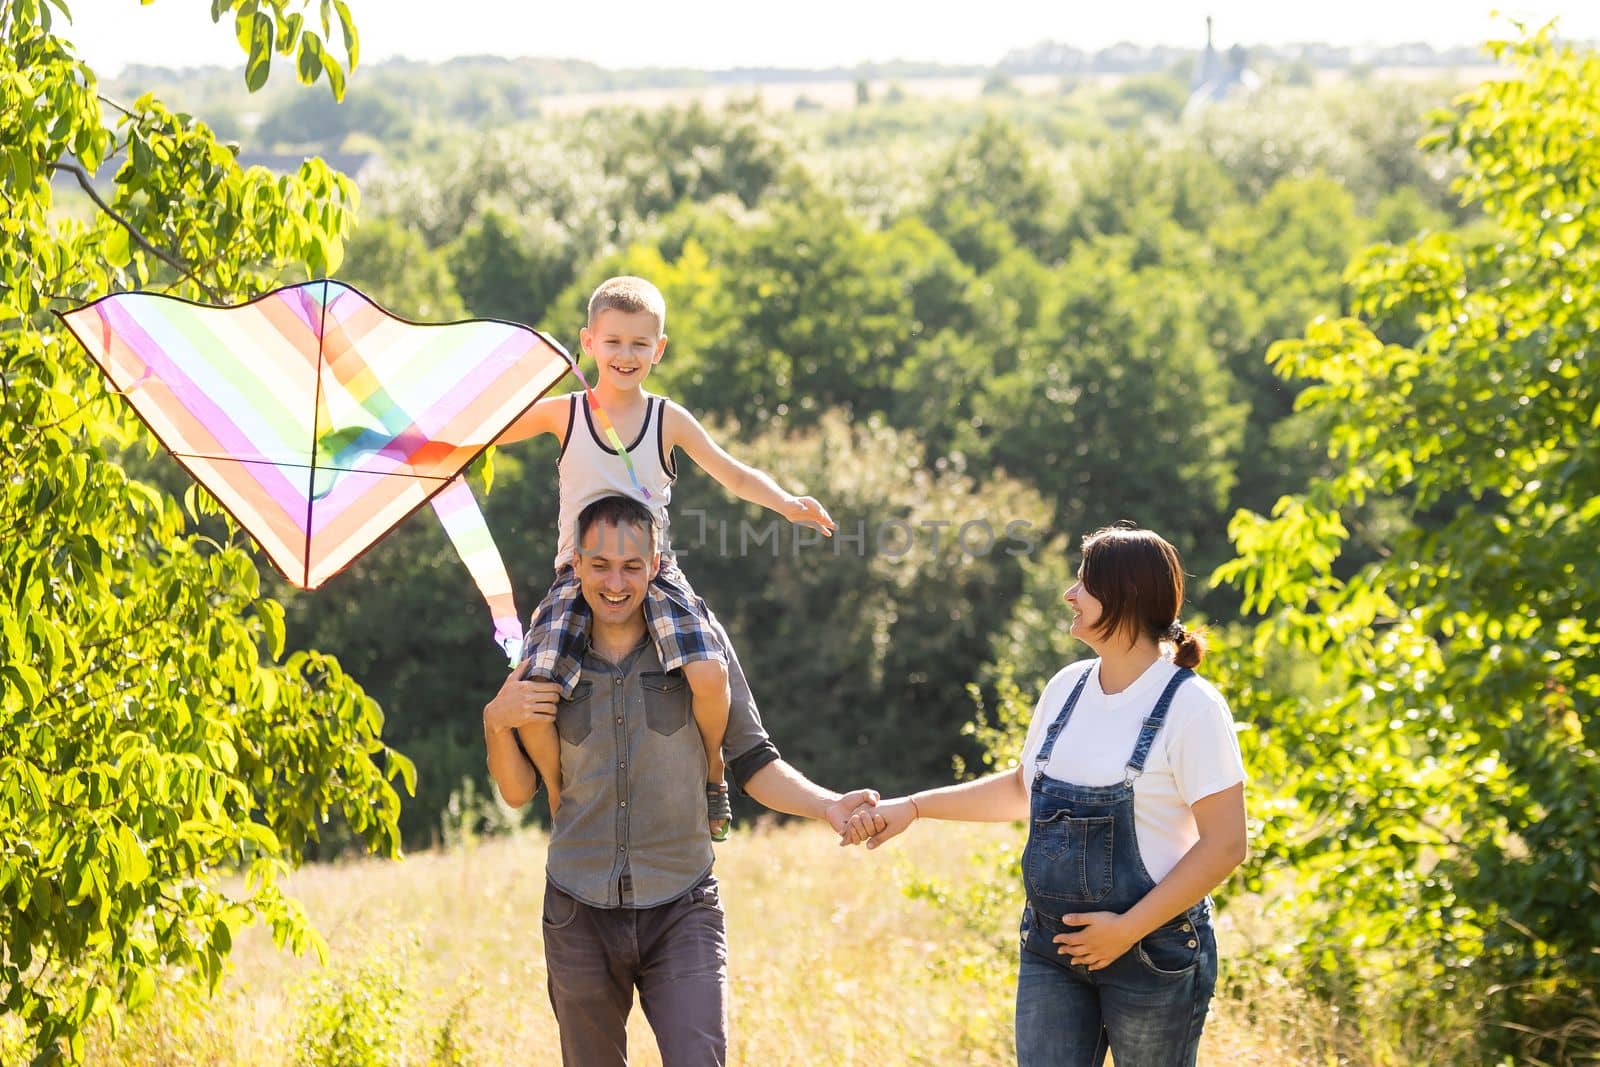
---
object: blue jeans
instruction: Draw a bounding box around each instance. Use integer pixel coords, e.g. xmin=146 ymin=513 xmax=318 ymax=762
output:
xmin=1014 ymin=909 xmax=1218 ymax=1067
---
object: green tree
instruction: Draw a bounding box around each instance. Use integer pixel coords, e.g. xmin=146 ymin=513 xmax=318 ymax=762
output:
xmin=964 ymin=235 xmax=1248 ymax=574
xmin=1215 ymin=29 xmax=1600 ymax=1061
xmin=446 ymin=206 xmax=577 ymax=322
xmin=255 ymin=84 xmax=413 ymax=148
xmin=270 ymin=443 xmax=562 ymax=847
xmin=578 ymin=99 xmax=795 ymax=217
xmin=1061 ymin=139 xmax=1240 ymax=253
xmin=667 ymin=413 xmax=1059 ymax=794
xmin=924 ymin=117 xmax=1060 ymax=266
xmin=337 ymin=216 xmax=466 ymax=320
xmin=1 ymin=2 xmax=413 ymax=1060
xmin=1207 ymin=175 xmax=1370 ymax=512
xmin=561 ymin=194 xmax=924 ymax=425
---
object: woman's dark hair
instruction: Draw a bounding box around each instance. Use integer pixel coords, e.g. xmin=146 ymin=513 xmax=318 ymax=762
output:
xmin=1078 ymin=523 xmax=1206 ymax=668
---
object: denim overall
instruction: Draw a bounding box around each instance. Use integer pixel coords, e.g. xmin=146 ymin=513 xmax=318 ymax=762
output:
xmin=1014 ymin=665 xmax=1219 ymax=1067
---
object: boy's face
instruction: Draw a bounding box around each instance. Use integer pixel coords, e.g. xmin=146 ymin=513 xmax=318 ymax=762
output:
xmin=579 ymin=308 xmax=667 ymax=391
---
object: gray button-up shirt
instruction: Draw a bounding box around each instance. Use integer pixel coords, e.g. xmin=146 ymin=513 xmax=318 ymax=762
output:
xmin=537 ymin=624 xmax=779 ymax=909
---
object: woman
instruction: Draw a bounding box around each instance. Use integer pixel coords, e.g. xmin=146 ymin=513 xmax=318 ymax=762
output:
xmin=864 ymin=524 xmax=1247 ymax=1067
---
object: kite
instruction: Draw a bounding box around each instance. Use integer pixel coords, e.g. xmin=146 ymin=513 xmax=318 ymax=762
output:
xmin=55 ymin=280 xmax=575 ymax=662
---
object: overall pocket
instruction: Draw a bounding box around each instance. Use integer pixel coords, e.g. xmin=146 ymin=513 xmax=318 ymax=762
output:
xmin=1135 ymin=918 xmax=1204 ymax=977
xmin=641 ymin=671 xmax=690 ymax=736
xmin=556 ymin=681 xmax=594 ymax=746
xmin=1023 ymin=808 xmax=1116 ymax=904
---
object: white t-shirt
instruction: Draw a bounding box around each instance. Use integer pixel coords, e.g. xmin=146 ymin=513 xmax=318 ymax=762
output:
xmin=1018 ymin=657 xmax=1246 ymax=885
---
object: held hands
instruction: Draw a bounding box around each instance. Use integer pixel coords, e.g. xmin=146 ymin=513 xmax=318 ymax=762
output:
xmin=827 ymin=795 xmax=920 ymax=850
xmin=863 ymin=796 xmax=918 ymax=850
xmin=484 ymin=657 xmax=563 ymax=735
xmin=1053 ymin=912 xmax=1138 ymax=971
xmin=782 ymin=495 xmax=837 ymax=536
xmin=825 ymin=789 xmax=884 ymax=846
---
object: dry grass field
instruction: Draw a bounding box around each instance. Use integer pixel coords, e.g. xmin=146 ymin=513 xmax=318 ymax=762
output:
xmin=42 ymin=818 xmax=1405 ymax=1065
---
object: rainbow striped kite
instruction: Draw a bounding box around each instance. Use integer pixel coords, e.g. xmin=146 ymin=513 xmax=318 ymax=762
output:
xmin=56 ymin=280 xmax=574 ymax=662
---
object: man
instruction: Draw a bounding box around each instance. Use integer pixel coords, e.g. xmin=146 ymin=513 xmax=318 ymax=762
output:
xmin=484 ymin=494 xmax=883 ymax=1066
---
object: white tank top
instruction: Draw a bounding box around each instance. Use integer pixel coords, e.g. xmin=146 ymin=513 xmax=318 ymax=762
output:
xmin=553 ymin=393 xmax=676 ymax=568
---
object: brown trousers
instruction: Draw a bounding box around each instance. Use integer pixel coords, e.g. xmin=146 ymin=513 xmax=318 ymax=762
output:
xmin=542 ymin=876 xmax=729 ymax=1066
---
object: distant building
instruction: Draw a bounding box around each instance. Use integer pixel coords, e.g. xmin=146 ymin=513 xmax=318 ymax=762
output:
xmin=1185 ymin=16 xmax=1262 ymax=117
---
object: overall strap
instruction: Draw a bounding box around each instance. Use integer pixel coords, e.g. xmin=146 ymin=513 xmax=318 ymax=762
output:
xmin=1034 ymin=666 xmax=1094 ymax=781
xmin=1126 ymin=667 xmax=1194 ymax=779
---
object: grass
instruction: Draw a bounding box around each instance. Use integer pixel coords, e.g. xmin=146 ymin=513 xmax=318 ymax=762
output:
xmin=71 ymin=820 xmax=1422 ymax=1065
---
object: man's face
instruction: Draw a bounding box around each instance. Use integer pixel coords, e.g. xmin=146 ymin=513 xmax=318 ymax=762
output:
xmin=579 ymin=308 xmax=666 ymax=391
xmin=575 ymin=518 xmax=660 ymax=626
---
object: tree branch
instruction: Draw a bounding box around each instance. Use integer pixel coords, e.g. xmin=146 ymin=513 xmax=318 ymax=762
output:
xmin=95 ymin=93 xmax=135 ymax=119
xmin=46 ymin=161 xmax=221 ymax=302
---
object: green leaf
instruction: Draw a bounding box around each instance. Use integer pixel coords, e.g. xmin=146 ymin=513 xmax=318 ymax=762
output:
xmin=244 ymin=12 xmax=274 ymax=92
xmin=295 ymin=32 xmax=323 ymax=86
xmin=318 ymin=39 xmax=347 ymax=100
xmin=4 ymin=664 xmax=44 ymax=709
xmin=257 ymin=599 xmax=285 ymax=659
xmin=103 ymin=224 xmax=131 ymax=269
xmin=331 ymin=0 xmax=359 ymax=68
xmin=387 ymin=750 xmax=417 ymax=796
xmin=126 ymin=970 xmax=156 ymax=1012
xmin=116 ymin=825 xmax=150 ymax=886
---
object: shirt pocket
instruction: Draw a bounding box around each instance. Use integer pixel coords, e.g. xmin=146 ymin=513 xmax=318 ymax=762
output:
xmin=557 ymin=681 xmax=594 ymax=746
xmin=641 ymin=671 xmax=690 ymax=736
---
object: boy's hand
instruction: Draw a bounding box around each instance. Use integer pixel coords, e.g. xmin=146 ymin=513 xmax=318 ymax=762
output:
xmin=782 ymin=495 xmax=836 ymax=536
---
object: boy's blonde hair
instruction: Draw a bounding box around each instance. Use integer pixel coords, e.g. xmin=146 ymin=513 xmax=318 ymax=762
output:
xmin=587 ymin=276 xmax=666 ymax=335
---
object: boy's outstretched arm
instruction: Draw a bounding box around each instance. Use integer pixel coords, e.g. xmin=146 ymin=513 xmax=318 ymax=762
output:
xmin=493 ymin=393 xmax=572 ymax=446
xmin=667 ymin=403 xmax=837 ymax=533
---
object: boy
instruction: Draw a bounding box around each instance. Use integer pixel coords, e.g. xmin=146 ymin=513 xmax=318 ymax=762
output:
xmin=498 ymin=276 xmax=834 ymax=838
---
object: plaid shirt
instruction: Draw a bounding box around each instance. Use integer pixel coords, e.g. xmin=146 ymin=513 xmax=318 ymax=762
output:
xmin=523 ymin=559 xmax=725 ymax=696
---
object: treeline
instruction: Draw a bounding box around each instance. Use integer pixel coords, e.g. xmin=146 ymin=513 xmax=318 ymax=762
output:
xmin=219 ymin=78 xmax=1471 ymax=847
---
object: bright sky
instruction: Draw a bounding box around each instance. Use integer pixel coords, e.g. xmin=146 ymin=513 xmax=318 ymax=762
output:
xmin=60 ymin=1 xmax=1597 ymax=75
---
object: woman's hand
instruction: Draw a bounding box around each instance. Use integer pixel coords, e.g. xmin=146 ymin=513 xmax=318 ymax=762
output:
xmin=863 ymin=796 xmax=919 ymax=850
xmin=824 ymin=789 xmax=883 ymax=845
xmin=1053 ymin=911 xmax=1139 ymax=970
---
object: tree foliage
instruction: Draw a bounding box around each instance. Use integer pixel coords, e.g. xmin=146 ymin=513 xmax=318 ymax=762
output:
xmin=1 ymin=1 xmax=411 ymax=1060
xmin=1215 ymin=28 xmax=1599 ymax=1060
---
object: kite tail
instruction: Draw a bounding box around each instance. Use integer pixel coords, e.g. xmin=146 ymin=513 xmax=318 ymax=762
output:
xmin=430 ymin=477 xmax=523 ymax=664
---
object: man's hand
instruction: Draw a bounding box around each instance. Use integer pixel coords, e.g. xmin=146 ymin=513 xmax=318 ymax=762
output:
xmin=1053 ymin=911 xmax=1138 ymax=971
xmin=484 ymin=658 xmax=562 ymax=735
xmin=863 ymin=796 xmax=918 ymax=850
xmin=782 ymin=495 xmax=837 ymax=536
xmin=825 ymin=788 xmax=883 ymax=846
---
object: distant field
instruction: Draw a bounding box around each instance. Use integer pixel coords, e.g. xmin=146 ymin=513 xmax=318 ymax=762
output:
xmin=68 ymin=820 xmax=1366 ymax=1066
xmin=532 ymin=65 xmax=1507 ymax=115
